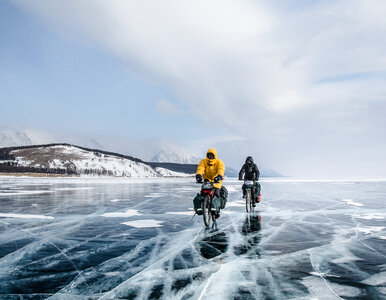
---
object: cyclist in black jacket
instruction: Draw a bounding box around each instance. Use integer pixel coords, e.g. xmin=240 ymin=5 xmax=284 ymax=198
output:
xmin=239 ymin=156 xmax=260 ymax=204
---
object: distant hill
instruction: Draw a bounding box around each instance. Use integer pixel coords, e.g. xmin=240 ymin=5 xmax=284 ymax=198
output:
xmin=0 ymin=143 xmax=282 ymax=178
xmin=0 ymin=144 xmax=187 ymax=177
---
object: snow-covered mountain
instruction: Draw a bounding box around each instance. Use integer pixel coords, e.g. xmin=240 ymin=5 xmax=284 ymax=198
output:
xmin=0 ymin=144 xmax=189 ymax=177
xmin=0 ymin=131 xmax=200 ymax=165
xmin=150 ymin=150 xmax=201 ymax=164
xmin=0 ymin=129 xmax=104 ymax=151
xmin=0 ymin=130 xmax=36 ymax=147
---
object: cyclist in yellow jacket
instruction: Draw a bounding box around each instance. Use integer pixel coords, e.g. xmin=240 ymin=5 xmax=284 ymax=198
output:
xmin=196 ymin=148 xmax=225 ymax=202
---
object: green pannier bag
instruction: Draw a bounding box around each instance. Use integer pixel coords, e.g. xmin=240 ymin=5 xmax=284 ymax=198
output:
xmin=211 ymin=195 xmax=221 ymax=213
xmin=255 ymin=182 xmax=261 ymax=199
xmin=220 ymin=186 xmax=228 ymax=209
xmin=193 ymin=193 xmax=221 ymax=215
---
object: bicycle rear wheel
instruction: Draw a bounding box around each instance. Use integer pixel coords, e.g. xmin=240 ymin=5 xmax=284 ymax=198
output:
xmin=246 ymin=190 xmax=252 ymax=213
xmin=202 ymin=195 xmax=211 ymax=227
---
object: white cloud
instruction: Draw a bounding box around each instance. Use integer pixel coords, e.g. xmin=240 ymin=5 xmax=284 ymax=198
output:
xmin=13 ymin=0 xmax=386 ymax=115
xmin=11 ymin=0 xmax=386 ymax=176
xmin=156 ymin=99 xmax=184 ymax=116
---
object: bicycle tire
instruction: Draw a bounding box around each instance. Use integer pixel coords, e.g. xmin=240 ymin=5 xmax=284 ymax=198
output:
xmin=202 ymin=195 xmax=211 ymax=227
xmin=246 ymin=189 xmax=252 ymax=213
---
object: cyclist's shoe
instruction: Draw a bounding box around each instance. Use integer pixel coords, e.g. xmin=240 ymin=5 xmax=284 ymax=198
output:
xmin=252 ymin=203 xmax=256 ymax=207
xmin=242 ymin=194 xmax=246 ymax=199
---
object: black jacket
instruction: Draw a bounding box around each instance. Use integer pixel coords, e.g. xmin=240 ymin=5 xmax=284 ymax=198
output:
xmin=239 ymin=156 xmax=260 ymax=180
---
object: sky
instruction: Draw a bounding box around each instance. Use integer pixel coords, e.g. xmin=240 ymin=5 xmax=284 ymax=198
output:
xmin=1 ymin=0 xmax=386 ymax=177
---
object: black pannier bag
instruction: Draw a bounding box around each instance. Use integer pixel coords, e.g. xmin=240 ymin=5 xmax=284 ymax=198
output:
xmin=220 ymin=186 xmax=228 ymax=209
xmin=193 ymin=193 xmax=203 ymax=215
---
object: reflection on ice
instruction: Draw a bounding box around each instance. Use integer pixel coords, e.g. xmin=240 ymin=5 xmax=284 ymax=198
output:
xmin=197 ymin=230 xmax=228 ymax=259
xmin=0 ymin=177 xmax=385 ymax=299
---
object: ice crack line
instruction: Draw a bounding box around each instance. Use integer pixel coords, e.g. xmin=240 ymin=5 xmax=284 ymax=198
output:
xmin=98 ymin=227 xmax=206 ymax=300
xmin=0 ymin=219 xmax=90 ymax=291
xmin=198 ymin=264 xmax=224 ymax=300
xmin=308 ymin=249 xmax=343 ymax=300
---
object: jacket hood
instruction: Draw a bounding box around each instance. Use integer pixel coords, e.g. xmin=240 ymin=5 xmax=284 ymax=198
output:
xmin=207 ymin=148 xmax=217 ymax=159
xmin=246 ymin=156 xmax=254 ymax=164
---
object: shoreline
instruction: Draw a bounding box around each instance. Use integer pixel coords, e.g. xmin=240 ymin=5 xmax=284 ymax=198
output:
xmin=0 ymin=172 xmax=72 ymax=177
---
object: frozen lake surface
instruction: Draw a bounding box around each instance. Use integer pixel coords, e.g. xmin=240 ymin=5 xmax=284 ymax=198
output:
xmin=0 ymin=177 xmax=385 ymax=299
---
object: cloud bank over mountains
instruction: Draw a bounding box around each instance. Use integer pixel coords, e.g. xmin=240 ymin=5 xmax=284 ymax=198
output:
xmin=13 ymin=0 xmax=386 ymax=120
xmin=10 ymin=0 xmax=386 ymax=176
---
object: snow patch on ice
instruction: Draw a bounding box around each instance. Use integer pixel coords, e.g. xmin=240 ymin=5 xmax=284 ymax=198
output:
xmin=226 ymin=200 xmax=245 ymax=207
xmin=102 ymin=209 xmax=141 ymax=218
xmin=224 ymin=185 xmax=239 ymax=193
xmin=357 ymin=226 xmax=385 ymax=235
xmin=0 ymin=213 xmax=54 ymax=220
xmin=342 ymin=199 xmax=363 ymax=207
xmin=121 ymin=219 xmax=163 ymax=228
xmin=144 ymin=193 xmax=166 ymax=198
xmin=105 ymin=272 xmax=122 ymax=277
xmin=221 ymin=210 xmax=237 ymax=215
xmin=0 ymin=190 xmax=54 ymax=196
xmin=352 ymin=213 xmax=385 ymax=220
xmin=165 ymin=211 xmax=194 ymax=216
xmin=55 ymin=187 xmax=93 ymax=191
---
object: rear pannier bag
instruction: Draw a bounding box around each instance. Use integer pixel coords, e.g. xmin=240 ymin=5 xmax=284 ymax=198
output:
xmin=211 ymin=195 xmax=221 ymax=213
xmin=193 ymin=194 xmax=221 ymax=214
xmin=193 ymin=193 xmax=203 ymax=215
xmin=255 ymin=182 xmax=261 ymax=199
xmin=220 ymin=186 xmax=228 ymax=209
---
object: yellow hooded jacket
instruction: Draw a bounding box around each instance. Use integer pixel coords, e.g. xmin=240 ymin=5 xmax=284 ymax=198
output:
xmin=196 ymin=148 xmax=225 ymax=189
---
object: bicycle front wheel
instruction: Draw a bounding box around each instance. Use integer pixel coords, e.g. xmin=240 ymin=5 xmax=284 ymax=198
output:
xmin=246 ymin=189 xmax=252 ymax=213
xmin=202 ymin=195 xmax=212 ymax=227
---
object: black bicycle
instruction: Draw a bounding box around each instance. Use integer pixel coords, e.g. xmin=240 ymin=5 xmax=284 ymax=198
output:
xmin=244 ymin=180 xmax=255 ymax=213
xmin=199 ymin=180 xmax=217 ymax=227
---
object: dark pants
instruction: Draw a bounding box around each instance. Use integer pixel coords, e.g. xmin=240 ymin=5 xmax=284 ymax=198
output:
xmin=214 ymin=188 xmax=220 ymax=200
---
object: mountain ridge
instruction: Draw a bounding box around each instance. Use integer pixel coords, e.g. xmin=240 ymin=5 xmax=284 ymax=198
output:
xmin=0 ymin=144 xmax=181 ymax=177
xmin=0 ymin=143 xmax=282 ymax=178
